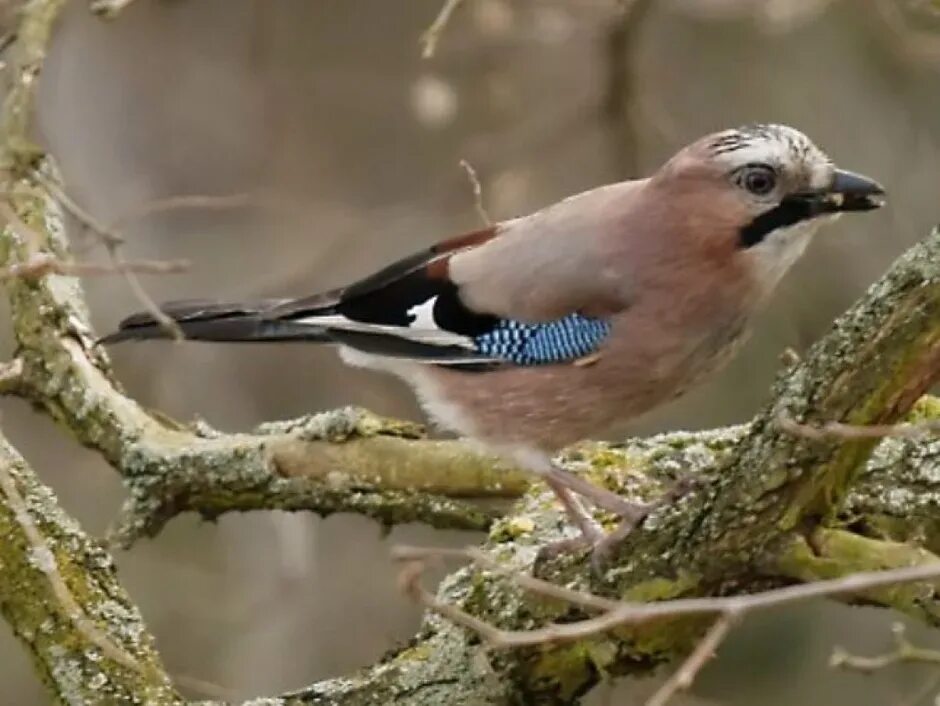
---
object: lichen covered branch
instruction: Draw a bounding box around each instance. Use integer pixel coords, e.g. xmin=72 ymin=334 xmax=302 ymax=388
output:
xmin=0 ymin=428 xmax=178 ymax=703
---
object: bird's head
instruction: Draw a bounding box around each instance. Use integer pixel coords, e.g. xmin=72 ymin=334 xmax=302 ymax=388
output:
xmin=651 ymin=123 xmax=885 ymax=290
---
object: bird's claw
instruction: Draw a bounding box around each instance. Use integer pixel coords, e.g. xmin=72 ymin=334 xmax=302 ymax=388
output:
xmin=535 ymin=499 xmax=654 ymax=570
xmin=538 ymin=474 xmax=703 ymax=572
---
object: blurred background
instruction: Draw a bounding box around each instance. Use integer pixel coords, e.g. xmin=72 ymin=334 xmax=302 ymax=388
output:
xmin=0 ymin=0 xmax=938 ymax=703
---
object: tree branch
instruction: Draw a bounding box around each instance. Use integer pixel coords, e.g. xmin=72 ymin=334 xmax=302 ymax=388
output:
xmin=0 ymin=426 xmax=178 ymax=702
xmin=3 ymin=2 xmax=940 ymax=705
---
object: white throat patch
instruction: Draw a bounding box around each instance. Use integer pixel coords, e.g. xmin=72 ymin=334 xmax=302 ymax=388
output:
xmin=744 ymin=214 xmax=837 ymax=291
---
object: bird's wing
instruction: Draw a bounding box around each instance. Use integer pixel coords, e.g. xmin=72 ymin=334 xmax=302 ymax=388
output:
xmin=265 ymin=183 xmax=638 ymax=367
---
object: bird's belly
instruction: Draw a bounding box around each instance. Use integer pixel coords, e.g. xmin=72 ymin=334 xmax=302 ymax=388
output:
xmin=412 ymin=317 xmax=750 ymax=452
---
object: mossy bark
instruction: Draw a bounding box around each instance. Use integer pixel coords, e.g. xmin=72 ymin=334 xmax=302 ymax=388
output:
xmin=0 ymin=432 xmax=179 ymax=704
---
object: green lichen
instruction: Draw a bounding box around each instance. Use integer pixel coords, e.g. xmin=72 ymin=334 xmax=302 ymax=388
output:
xmin=526 ymin=643 xmax=597 ymax=703
xmin=620 ymin=573 xmax=700 ymax=603
xmin=906 ymin=395 xmax=940 ymax=423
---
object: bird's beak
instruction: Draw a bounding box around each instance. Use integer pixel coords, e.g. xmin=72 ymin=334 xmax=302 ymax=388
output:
xmin=785 ymin=169 xmax=886 ymax=216
xmin=823 ymin=169 xmax=886 ymax=212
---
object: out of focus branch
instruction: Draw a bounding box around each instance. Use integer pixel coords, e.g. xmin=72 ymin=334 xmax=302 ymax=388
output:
xmin=420 ymin=0 xmax=465 ymax=59
xmin=90 ymin=0 xmax=141 ymax=19
xmin=831 ymin=622 xmax=940 ymax=673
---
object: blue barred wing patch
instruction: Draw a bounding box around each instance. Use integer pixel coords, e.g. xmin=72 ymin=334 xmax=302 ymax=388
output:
xmin=473 ymin=313 xmax=611 ymax=365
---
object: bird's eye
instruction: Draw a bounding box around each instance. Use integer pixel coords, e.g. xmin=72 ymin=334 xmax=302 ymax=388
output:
xmin=738 ymin=165 xmax=777 ymax=196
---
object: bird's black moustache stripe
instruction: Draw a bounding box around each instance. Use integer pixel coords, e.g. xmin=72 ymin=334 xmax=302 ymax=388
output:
xmin=739 ymin=198 xmax=821 ymax=248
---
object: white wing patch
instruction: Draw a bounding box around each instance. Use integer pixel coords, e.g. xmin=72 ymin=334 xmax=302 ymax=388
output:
xmin=296 ymin=296 xmax=476 ymax=349
xmin=406 ymin=298 xmax=439 ymax=331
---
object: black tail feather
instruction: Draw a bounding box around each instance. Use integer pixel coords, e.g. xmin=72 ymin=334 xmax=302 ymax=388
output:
xmin=99 ymin=299 xmax=333 ymax=345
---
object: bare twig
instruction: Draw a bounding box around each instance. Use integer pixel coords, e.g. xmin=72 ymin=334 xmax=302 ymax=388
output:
xmin=90 ymin=0 xmax=142 ymax=19
xmin=0 ymin=195 xmax=190 ymax=346
xmin=394 ymin=545 xmax=940 ymax=648
xmin=458 ymin=159 xmax=491 ymax=226
xmin=32 ymin=172 xmax=186 ymax=339
xmin=172 ymin=672 xmax=237 ymax=700
xmin=33 ymin=171 xmax=123 ymax=247
xmin=777 ymin=413 xmax=940 ymax=441
xmin=0 ymin=254 xmax=190 ymax=281
xmin=393 ymin=545 xmax=620 ymax=612
xmin=831 ymin=622 xmax=940 ymax=672
xmin=420 ymin=0 xmax=465 ymax=59
xmin=108 ymin=191 xmax=255 ymax=231
xmin=394 ymin=543 xmax=940 ymax=705
xmin=645 ymin=614 xmax=736 ymax=706
xmin=106 ymin=247 xmax=185 ymax=339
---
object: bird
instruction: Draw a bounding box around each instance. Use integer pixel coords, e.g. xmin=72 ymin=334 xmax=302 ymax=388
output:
xmin=102 ymin=124 xmax=885 ymax=558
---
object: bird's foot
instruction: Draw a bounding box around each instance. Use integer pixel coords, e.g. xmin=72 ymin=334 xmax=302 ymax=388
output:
xmin=543 ymin=464 xmax=646 ymax=517
xmin=589 ymin=475 xmax=701 ymax=572
xmin=588 ymin=503 xmax=656 ymax=574
xmin=535 ymin=497 xmax=653 ymax=567
xmin=537 ymin=474 xmax=701 ymax=572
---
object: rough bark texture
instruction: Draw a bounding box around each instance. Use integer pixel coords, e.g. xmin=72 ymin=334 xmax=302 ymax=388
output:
xmin=2 ymin=2 xmax=940 ymax=705
xmin=0 ymin=430 xmax=179 ymax=704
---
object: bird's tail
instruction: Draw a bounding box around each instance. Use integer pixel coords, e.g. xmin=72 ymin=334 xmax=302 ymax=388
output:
xmin=99 ymin=299 xmax=334 ymax=344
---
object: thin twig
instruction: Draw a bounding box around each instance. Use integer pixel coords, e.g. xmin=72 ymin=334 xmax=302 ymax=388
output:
xmin=32 ymin=173 xmax=186 ymax=340
xmin=831 ymin=622 xmax=940 ymax=673
xmin=420 ymin=0 xmax=465 ymax=59
xmin=108 ymin=192 xmax=255 ymax=231
xmin=645 ymin=614 xmax=736 ymax=706
xmin=458 ymin=159 xmax=491 ymax=226
xmin=90 ymin=0 xmax=142 ymax=18
xmin=107 ymin=247 xmax=185 ymax=339
xmin=34 ymin=172 xmax=123 ymax=247
xmin=0 ymin=198 xmax=189 ymax=279
xmin=394 ymin=546 xmax=940 ymax=705
xmin=172 ymin=672 xmax=237 ymax=700
xmin=393 ymin=544 xmax=940 ymax=648
xmin=777 ymin=413 xmax=940 ymax=441
xmin=0 ymin=255 xmax=190 ymax=281
xmin=393 ymin=546 xmax=620 ymax=612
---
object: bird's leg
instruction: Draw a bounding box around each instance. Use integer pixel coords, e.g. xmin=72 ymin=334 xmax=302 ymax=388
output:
xmin=537 ymin=464 xmax=702 ymax=569
xmin=588 ymin=474 xmax=701 ymax=569
xmin=543 ymin=464 xmax=651 ymax=520
xmin=535 ymin=464 xmax=654 ymax=563
xmin=543 ymin=475 xmax=604 ymax=545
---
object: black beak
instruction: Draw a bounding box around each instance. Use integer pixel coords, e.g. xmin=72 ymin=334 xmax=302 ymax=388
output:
xmin=784 ymin=168 xmax=886 ymax=215
xmin=826 ymin=169 xmax=886 ymax=212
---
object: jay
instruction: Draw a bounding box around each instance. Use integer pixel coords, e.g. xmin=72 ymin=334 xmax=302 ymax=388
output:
xmin=103 ymin=124 xmax=885 ymax=554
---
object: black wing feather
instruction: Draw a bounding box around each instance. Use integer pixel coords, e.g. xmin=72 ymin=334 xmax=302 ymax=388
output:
xmin=270 ymin=227 xmax=502 ymax=341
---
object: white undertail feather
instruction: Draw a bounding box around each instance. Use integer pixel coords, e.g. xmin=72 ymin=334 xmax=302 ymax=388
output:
xmin=339 ymin=346 xmax=483 ymax=436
